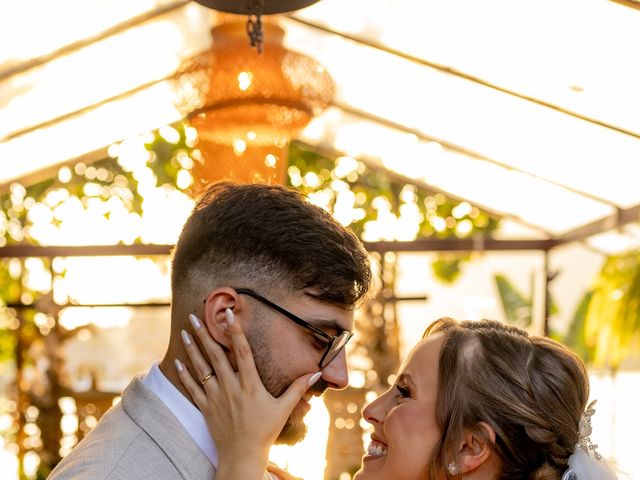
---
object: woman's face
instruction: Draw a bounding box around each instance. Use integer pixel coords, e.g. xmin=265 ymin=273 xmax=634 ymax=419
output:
xmin=354 ymin=333 xmax=444 ymax=480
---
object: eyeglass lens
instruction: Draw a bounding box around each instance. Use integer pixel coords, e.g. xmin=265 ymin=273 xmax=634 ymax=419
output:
xmin=320 ymin=331 xmax=352 ymax=368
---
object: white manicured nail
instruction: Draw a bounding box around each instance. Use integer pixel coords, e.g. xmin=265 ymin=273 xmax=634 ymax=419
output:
xmin=189 ymin=313 xmax=201 ymax=329
xmin=308 ymin=372 xmax=322 ymax=386
xmin=225 ymin=308 xmax=235 ymax=326
xmin=181 ymin=330 xmax=191 ymax=346
xmin=174 ymin=359 xmax=184 ymax=372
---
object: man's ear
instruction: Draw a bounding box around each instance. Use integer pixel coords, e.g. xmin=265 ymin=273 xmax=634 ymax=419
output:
xmin=456 ymin=421 xmax=496 ymax=475
xmin=202 ymin=287 xmax=239 ymax=349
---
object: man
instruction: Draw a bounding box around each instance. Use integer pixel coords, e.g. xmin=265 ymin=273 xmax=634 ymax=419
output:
xmin=49 ymin=182 xmax=372 ymax=479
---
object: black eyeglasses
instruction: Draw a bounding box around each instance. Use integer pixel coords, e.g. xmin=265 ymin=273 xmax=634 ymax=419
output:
xmin=235 ymin=288 xmax=353 ymax=369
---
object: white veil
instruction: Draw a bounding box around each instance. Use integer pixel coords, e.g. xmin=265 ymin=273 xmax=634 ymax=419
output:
xmin=562 ymin=449 xmax=618 ymax=480
xmin=561 ymin=400 xmax=619 ymax=480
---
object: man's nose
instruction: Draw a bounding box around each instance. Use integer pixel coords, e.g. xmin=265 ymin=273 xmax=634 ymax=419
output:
xmin=320 ymin=348 xmax=349 ymax=389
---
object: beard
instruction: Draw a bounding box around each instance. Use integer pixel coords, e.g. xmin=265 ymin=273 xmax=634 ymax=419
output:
xmin=245 ymin=322 xmax=329 ymax=445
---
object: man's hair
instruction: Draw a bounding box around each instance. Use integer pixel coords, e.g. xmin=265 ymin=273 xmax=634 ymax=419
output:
xmin=422 ymin=318 xmax=589 ymax=480
xmin=171 ymin=182 xmax=371 ymax=314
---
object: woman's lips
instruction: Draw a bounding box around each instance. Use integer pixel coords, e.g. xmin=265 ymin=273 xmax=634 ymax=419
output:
xmin=364 ymin=436 xmax=388 ymax=460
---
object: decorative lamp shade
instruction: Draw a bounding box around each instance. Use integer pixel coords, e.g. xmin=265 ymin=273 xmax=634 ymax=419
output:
xmin=192 ymin=0 xmax=321 ymax=15
xmin=173 ymin=18 xmax=333 ymax=192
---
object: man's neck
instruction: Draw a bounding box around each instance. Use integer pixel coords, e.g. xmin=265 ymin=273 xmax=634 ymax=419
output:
xmin=158 ymin=355 xmax=194 ymax=402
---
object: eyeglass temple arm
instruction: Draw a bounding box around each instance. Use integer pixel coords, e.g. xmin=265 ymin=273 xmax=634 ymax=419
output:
xmin=234 ymin=288 xmax=334 ymax=341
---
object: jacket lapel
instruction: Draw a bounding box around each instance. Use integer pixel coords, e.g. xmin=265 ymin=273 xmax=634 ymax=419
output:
xmin=122 ymin=377 xmax=216 ymax=480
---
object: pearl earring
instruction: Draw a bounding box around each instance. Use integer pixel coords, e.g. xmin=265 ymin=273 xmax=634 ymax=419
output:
xmin=447 ymin=461 xmax=461 ymax=475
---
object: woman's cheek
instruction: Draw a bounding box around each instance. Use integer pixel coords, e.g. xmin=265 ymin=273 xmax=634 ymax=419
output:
xmin=384 ymin=402 xmax=439 ymax=472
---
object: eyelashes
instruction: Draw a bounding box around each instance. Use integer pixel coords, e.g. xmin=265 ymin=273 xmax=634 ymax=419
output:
xmin=395 ymin=383 xmax=411 ymax=399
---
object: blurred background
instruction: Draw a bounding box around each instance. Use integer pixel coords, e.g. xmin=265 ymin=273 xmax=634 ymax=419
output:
xmin=1 ymin=0 xmax=640 ymax=479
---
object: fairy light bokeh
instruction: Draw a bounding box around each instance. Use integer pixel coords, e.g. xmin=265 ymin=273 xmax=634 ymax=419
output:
xmin=0 ymin=151 xmax=638 ymax=479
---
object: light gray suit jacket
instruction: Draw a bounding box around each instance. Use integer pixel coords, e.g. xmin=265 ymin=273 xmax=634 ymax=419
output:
xmin=48 ymin=376 xmax=216 ymax=480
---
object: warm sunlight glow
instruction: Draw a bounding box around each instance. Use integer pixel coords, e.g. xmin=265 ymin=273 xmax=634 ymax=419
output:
xmin=0 ymin=4 xmax=210 ymax=143
xmin=2 ymin=2 xmax=640 ymax=478
xmin=237 ymin=71 xmax=254 ymax=91
xmin=0 ymin=438 xmax=18 ymax=480
xmin=0 ymin=82 xmax=183 ymax=184
xmin=58 ymin=307 xmax=133 ymax=330
xmin=270 ymin=397 xmax=330 ymax=480
xmin=300 ymin=108 xmax=617 ymax=235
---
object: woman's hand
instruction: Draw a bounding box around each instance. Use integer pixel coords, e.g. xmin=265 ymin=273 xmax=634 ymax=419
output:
xmin=268 ymin=462 xmax=303 ymax=480
xmin=175 ymin=308 xmax=320 ymax=480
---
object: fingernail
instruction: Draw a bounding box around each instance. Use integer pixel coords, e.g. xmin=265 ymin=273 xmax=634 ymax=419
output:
xmin=225 ymin=307 xmax=235 ymax=326
xmin=189 ymin=313 xmax=201 ymax=330
xmin=308 ymin=371 xmax=322 ymax=386
xmin=181 ymin=330 xmax=192 ymax=346
xmin=175 ymin=359 xmax=184 ymax=372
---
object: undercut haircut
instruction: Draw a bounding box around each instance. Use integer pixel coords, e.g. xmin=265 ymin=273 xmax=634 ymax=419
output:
xmin=171 ymin=182 xmax=371 ymax=313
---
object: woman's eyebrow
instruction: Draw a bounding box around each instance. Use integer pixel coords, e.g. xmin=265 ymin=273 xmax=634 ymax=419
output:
xmin=398 ymin=372 xmax=417 ymax=390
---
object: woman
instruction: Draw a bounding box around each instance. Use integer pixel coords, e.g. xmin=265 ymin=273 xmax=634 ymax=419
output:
xmin=176 ymin=309 xmax=617 ymax=479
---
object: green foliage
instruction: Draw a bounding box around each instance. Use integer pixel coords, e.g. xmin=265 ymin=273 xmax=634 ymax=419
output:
xmin=493 ymin=273 xmax=559 ymax=329
xmin=0 ymin=260 xmax=21 ymax=363
xmin=0 ymin=127 xmax=502 ymax=366
xmin=495 ymin=274 xmax=533 ymax=328
xmin=585 ymin=252 xmax=640 ymax=371
xmin=556 ymin=290 xmax=595 ymax=364
xmin=493 ymin=272 xmax=622 ymax=367
xmin=431 ymin=256 xmax=466 ymax=284
xmin=288 ymin=142 xmax=499 ymax=283
xmin=0 ymin=123 xmax=194 ymax=249
xmin=144 ymin=123 xmax=193 ymax=187
xmin=0 ymin=324 xmax=16 ymax=364
xmin=0 ymin=124 xmax=504 ymax=477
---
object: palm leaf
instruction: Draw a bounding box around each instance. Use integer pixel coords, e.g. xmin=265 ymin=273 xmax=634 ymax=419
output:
xmin=494 ymin=274 xmax=532 ymax=327
xmin=584 ymin=252 xmax=640 ymax=371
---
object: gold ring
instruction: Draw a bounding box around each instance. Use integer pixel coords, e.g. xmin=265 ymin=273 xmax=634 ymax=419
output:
xmin=200 ymin=372 xmax=214 ymax=386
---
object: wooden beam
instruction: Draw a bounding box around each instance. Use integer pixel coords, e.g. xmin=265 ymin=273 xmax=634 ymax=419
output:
xmin=0 ymin=148 xmax=108 ymax=195
xmin=6 ymin=302 xmax=170 ymax=309
xmin=609 ymin=0 xmax=640 ymax=11
xmin=0 ymin=238 xmax=557 ymax=259
xmin=0 ymin=1 xmax=191 ymax=82
xmin=333 ymin=101 xmax=621 ymax=208
xmin=0 ymin=244 xmax=173 ymax=258
xmin=365 ymin=238 xmax=557 ymax=253
xmin=557 ymin=204 xmax=640 ymax=243
xmin=0 ymin=77 xmax=168 ymax=143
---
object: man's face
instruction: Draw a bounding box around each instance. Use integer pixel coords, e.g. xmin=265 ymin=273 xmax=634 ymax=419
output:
xmin=243 ymin=290 xmax=354 ymax=445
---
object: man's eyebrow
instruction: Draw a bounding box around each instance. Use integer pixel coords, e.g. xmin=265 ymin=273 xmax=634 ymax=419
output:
xmin=307 ymin=318 xmax=349 ymax=335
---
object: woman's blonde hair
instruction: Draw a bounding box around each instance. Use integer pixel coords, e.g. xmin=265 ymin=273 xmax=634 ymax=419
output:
xmin=423 ymin=318 xmax=589 ymax=480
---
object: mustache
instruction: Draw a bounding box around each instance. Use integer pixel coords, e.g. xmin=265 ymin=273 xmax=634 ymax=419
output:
xmin=307 ymin=377 xmax=329 ymax=396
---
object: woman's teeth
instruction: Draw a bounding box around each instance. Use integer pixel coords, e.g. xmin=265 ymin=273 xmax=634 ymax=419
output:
xmin=367 ymin=441 xmax=388 ymax=458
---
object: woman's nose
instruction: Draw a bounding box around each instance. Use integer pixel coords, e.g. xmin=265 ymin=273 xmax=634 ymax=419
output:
xmin=362 ymin=393 xmax=386 ymax=425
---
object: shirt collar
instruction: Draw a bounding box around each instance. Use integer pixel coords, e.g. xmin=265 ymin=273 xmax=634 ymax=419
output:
xmin=142 ymin=362 xmax=219 ymax=468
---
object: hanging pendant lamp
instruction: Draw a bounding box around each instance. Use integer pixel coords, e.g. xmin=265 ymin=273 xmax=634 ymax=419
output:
xmin=192 ymin=0 xmax=321 ymax=15
xmin=172 ymin=15 xmax=333 ymax=192
xmin=193 ymin=0 xmax=322 ymax=51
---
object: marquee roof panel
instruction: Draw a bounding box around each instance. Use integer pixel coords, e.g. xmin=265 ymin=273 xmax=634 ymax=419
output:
xmin=1 ymin=0 xmax=639 ymax=251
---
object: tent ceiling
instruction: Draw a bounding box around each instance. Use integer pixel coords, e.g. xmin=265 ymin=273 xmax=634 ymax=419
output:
xmin=1 ymin=0 xmax=639 ymax=250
